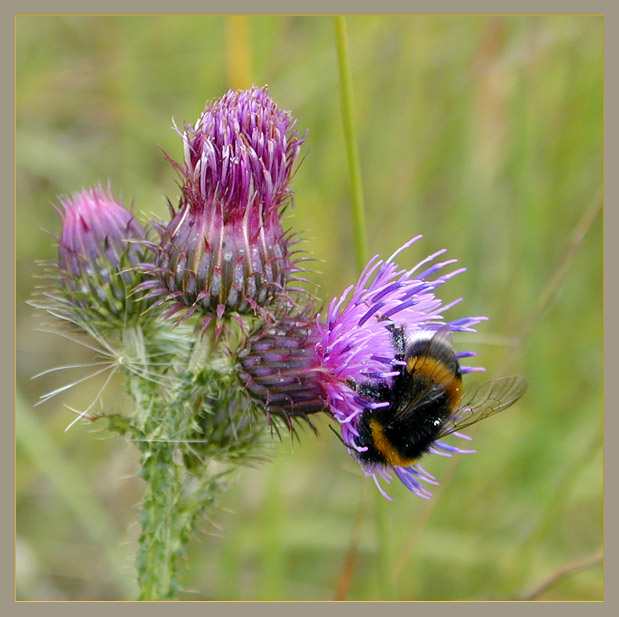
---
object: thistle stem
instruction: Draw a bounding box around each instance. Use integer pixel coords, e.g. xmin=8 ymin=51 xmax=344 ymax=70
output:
xmin=131 ymin=351 xmax=210 ymax=600
xmin=134 ymin=403 xmax=228 ymax=601
xmin=131 ymin=324 xmax=239 ymax=600
xmin=136 ymin=440 xmax=184 ymax=600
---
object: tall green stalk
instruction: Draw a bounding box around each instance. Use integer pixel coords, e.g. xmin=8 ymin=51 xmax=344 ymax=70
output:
xmin=334 ymin=16 xmax=369 ymax=272
xmin=334 ymin=16 xmax=392 ymax=600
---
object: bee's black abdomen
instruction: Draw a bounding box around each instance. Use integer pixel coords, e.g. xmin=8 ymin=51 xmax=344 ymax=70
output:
xmin=381 ymin=387 xmax=451 ymax=459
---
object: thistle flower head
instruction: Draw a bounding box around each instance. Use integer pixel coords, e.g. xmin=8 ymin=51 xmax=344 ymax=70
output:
xmin=239 ymin=237 xmax=487 ymax=498
xmin=47 ymin=184 xmax=149 ymax=326
xmin=143 ymin=86 xmax=305 ymax=327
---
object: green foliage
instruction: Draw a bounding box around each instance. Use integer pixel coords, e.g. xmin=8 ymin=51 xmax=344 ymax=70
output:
xmin=16 ymin=15 xmax=602 ymax=600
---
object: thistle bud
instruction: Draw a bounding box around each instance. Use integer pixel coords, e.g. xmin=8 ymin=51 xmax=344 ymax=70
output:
xmin=145 ymin=86 xmax=305 ymax=325
xmin=52 ymin=185 xmax=148 ymax=325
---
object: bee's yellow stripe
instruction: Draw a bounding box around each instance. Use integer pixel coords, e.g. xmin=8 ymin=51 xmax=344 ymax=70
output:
xmin=407 ymin=356 xmax=462 ymax=407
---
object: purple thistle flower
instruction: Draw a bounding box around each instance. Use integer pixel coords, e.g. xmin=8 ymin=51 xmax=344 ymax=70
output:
xmin=53 ymin=184 xmax=148 ymax=322
xmin=314 ymin=236 xmax=486 ymax=499
xmin=141 ymin=86 xmax=305 ymax=330
xmin=239 ymin=236 xmax=487 ymax=499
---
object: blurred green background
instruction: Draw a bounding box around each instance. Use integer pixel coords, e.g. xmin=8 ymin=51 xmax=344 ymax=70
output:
xmin=16 ymin=16 xmax=603 ymax=601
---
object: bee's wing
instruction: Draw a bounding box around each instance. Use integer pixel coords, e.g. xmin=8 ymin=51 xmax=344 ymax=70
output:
xmin=393 ymin=325 xmax=454 ymax=421
xmin=437 ymin=376 xmax=528 ymax=438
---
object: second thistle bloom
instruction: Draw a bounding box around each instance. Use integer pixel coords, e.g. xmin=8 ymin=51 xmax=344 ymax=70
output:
xmin=144 ymin=87 xmax=305 ymax=325
xmin=239 ymin=237 xmax=487 ymax=498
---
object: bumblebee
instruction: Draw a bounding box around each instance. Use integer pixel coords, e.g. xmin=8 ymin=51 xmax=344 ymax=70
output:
xmin=355 ymin=325 xmax=528 ymax=467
